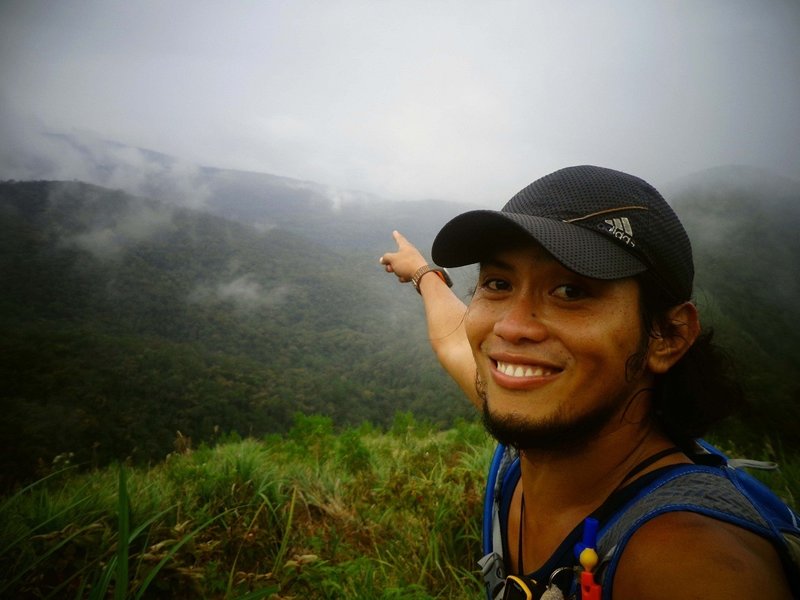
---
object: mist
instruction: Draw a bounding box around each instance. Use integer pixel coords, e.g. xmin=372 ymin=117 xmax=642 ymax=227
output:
xmin=1 ymin=1 xmax=798 ymax=204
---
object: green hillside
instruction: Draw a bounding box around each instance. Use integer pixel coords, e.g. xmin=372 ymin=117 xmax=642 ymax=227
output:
xmin=0 ymin=181 xmax=472 ymax=488
xmin=1 ymin=166 xmax=799 ymax=489
xmin=669 ymin=166 xmax=800 ymax=447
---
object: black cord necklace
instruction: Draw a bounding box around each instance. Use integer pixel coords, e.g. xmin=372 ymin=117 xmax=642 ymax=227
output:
xmin=516 ymin=446 xmax=682 ymax=576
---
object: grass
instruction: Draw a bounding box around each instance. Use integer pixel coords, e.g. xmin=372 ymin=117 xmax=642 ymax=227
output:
xmin=0 ymin=414 xmax=491 ymax=599
xmin=1 ymin=415 xmax=796 ymax=599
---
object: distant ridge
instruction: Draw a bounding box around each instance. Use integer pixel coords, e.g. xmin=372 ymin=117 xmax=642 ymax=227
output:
xmin=2 ymin=144 xmax=798 ymax=486
xmin=666 ymin=164 xmax=800 ymax=203
xmin=9 ymin=132 xmax=475 ymax=257
xmin=0 ymin=179 xmax=471 ymax=487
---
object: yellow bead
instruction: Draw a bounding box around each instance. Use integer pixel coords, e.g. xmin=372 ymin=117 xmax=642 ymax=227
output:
xmin=580 ymin=547 xmax=598 ymax=571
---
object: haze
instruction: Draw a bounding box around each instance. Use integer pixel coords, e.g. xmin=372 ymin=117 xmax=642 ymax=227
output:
xmin=1 ymin=0 xmax=798 ymax=204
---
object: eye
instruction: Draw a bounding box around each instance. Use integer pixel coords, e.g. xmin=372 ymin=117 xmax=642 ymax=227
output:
xmin=552 ymin=284 xmax=587 ymax=300
xmin=480 ymin=277 xmax=511 ymax=292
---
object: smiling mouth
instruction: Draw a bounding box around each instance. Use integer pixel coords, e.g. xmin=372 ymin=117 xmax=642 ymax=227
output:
xmin=495 ymin=360 xmax=560 ymax=378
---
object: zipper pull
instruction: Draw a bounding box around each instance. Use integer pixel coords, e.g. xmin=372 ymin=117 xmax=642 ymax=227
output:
xmin=577 ymin=518 xmax=602 ymax=600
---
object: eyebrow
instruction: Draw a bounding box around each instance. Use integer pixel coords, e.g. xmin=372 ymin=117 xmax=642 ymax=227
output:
xmin=478 ymin=256 xmax=515 ymax=271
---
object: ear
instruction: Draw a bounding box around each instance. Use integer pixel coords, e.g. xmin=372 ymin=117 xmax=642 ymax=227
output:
xmin=647 ymin=302 xmax=701 ymax=374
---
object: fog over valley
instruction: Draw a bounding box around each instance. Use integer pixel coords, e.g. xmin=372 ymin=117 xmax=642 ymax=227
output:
xmin=1 ymin=1 xmax=798 ymax=485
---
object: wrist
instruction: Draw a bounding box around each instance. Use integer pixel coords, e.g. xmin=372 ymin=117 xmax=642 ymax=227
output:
xmin=412 ymin=264 xmax=453 ymax=294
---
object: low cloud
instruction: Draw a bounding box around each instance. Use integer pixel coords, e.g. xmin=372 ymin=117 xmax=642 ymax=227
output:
xmin=320 ymin=185 xmax=379 ymax=212
xmin=47 ymin=179 xmax=177 ymax=260
xmin=0 ymin=105 xmax=212 ymax=209
xmin=68 ymin=204 xmax=175 ymax=259
xmin=252 ymin=221 xmax=278 ymax=234
xmin=190 ymin=275 xmax=293 ymax=310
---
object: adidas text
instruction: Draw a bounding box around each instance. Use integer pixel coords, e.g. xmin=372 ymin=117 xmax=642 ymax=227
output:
xmin=603 ymin=217 xmax=636 ymax=248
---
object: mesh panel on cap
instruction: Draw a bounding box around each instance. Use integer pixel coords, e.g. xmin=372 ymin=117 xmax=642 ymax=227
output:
xmin=432 ymin=165 xmax=694 ymax=301
xmin=505 ymin=166 xmax=693 ymax=301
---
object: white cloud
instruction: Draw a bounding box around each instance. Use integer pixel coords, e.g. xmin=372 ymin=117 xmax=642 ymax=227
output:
xmin=64 ymin=202 xmax=176 ymax=260
xmin=1 ymin=0 xmax=798 ymax=203
xmin=190 ymin=275 xmax=293 ymax=310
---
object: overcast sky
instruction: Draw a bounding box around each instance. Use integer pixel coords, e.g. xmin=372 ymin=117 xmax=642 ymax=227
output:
xmin=1 ymin=0 xmax=798 ymax=204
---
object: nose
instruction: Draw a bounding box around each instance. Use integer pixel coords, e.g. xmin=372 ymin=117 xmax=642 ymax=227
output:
xmin=492 ymin=295 xmax=548 ymax=344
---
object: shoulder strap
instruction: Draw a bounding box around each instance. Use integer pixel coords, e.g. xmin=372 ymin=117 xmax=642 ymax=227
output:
xmin=482 ymin=444 xmax=515 ymax=557
xmin=480 ymin=444 xmax=517 ymax=600
xmin=595 ymin=463 xmax=798 ymax=599
xmin=482 ymin=441 xmax=800 ymax=600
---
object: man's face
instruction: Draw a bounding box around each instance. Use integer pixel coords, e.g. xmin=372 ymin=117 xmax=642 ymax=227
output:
xmin=464 ymin=241 xmax=654 ymax=451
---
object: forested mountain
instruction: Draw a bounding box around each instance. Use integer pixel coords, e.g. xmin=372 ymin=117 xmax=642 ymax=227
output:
xmin=668 ymin=166 xmax=800 ymax=446
xmin=0 ymin=180 xmax=473 ymax=488
xmin=1 ymin=154 xmax=798 ymax=489
xmin=21 ymin=133 xmax=477 ymax=257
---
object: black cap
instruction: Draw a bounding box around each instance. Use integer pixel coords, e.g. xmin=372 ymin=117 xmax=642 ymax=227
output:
xmin=432 ymin=165 xmax=694 ymax=302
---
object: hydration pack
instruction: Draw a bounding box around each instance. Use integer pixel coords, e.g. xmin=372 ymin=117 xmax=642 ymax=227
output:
xmin=479 ymin=440 xmax=800 ymax=599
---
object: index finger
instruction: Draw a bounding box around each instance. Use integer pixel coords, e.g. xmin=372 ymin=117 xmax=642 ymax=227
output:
xmin=392 ymin=230 xmax=409 ymax=249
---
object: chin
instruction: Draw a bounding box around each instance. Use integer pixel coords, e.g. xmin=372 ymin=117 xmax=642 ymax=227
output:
xmin=481 ymin=398 xmax=619 ymax=454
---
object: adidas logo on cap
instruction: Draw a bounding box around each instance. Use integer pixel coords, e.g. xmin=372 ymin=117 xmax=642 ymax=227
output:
xmin=604 ymin=217 xmax=635 ymax=248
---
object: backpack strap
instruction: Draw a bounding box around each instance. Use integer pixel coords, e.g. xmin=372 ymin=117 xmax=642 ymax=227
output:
xmin=480 ymin=444 xmax=518 ymax=599
xmin=481 ymin=442 xmax=800 ymax=599
xmin=594 ymin=464 xmax=790 ymax=599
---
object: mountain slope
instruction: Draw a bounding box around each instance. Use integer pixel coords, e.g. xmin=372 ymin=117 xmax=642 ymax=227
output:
xmin=669 ymin=166 xmax=800 ymax=444
xmin=0 ymin=181 xmax=471 ymax=487
xmin=13 ymin=132 xmax=477 ymax=257
xmin=2 ymin=158 xmax=799 ymax=487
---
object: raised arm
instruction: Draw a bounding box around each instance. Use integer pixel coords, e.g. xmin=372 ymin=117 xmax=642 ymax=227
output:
xmin=379 ymin=230 xmax=480 ymax=409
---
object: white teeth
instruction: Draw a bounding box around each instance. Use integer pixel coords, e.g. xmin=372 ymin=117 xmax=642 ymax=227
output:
xmin=497 ymin=361 xmax=554 ymax=378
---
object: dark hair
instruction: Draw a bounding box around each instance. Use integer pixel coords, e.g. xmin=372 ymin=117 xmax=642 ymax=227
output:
xmin=636 ymin=276 xmax=746 ymax=450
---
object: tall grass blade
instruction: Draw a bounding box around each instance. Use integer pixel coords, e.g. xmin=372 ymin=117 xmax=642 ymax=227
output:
xmin=32 ymin=551 xmax=107 ymax=600
xmin=89 ymin=555 xmax=117 ymax=600
xmin=226 ymin=496 xmax=269 ymax=597
xmin=0 ymin=465 xmax=78 ymax=512
xmin=231 ymin=586 xmax=280 ymax=600
xmin=132 ymin=508 xmax=235 ymax=600
xmin=1 ymin=493 xmax=91 ymax=556
xmin=271 ymin=486 xmax=297 ymax=575
xmin=0 ymin=524 xmax=91 ymax=595
xmin=115 ymin=465 xmax=130 ymax=600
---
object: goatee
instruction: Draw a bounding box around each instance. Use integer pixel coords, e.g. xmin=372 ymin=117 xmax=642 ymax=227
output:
xmin=476 ymin=373 xmax=630 ymax=454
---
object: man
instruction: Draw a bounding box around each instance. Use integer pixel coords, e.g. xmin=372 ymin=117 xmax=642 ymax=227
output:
xmin=379 ymin=166 xmax=793 ymax=599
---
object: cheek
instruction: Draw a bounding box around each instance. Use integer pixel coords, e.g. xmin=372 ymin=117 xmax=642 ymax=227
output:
xmin=600 ymin=313 xmax=649 ymax=373
xmin=566 ymin=310 xmax=644 ymax=368
xmin=463 ymin=301 xmax=492 ymax=348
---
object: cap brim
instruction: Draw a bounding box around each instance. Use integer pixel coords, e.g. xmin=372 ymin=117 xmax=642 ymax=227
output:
xmin=431 ymin=210 xmax=647 ymax=280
